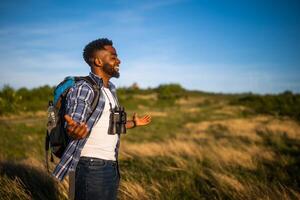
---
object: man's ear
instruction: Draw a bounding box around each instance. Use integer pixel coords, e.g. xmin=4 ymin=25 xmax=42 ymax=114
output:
xmin=94 ymin=57 xmax=103 ymax=67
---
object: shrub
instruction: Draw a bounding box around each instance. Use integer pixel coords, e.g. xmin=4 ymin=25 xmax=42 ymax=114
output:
xmin=156 ymin=84 xmax=185 ymax=105
xmin=0 ymin=85 xmax=54 ymax=115
xmin=0 ymin=85 xmax=20 ymax=114
xmin=232 ymin=91 xmax=300 ymax=121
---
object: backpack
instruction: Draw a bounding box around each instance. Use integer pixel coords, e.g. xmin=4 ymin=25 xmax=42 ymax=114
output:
xmin=45 ymin=76 xmax=100 ymax=171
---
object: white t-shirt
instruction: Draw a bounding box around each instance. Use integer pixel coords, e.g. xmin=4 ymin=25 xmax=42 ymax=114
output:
xmin=80 ymin=87 xmax=120 ymax=160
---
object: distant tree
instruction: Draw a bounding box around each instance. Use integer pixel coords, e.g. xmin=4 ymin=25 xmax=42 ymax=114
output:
xmin=0 ymin=85 xmax=19 ymax=114
xmin=131 ymin=82 xmax=139 ymax=90
xmin=156 ymin=83 xmax=185 ymax=105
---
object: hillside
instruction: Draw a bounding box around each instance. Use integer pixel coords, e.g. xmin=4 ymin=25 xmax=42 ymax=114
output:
xmin=0 ymin=85 xmax=300 ymax=200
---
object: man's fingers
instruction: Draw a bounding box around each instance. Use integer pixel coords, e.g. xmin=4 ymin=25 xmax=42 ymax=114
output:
xmin=143 ymin=115 xmax=151 ymax=125
xmin=64 ymin=115 xmax=76 ymax=126
xmin=73 ymin=123 xmax=88 ymax=139
xmin=66 ymin=121 xmax=80 ymax=133
xmin=78 ymin=126 xmax=88 ymax=139
xmin=143 ymin=115 xmax=151 ymax=121
xmin=77 ymin=124 xmax=88 ymax=138
xmin=132 ymin=114 xmax=152 ymax=127
xmin=133 ymin=113 xmax=137 ymax=119
xmin=80 ymin=128 xmax=89 ymax=139
xmin=73 ymin=124 xmax=83 ymax=136
xmin=67 ymin=126 xmax=75 ymax=133
xmin=66 ymin=120 xmax=88 ymax=139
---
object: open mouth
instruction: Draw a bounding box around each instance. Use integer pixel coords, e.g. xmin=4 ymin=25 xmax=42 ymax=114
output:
xmin=114 ymin=66 xmax=119 ymax=72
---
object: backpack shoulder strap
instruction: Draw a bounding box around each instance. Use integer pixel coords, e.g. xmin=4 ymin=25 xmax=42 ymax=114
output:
xmin=75 ymin=76 xmax=101 ymax=122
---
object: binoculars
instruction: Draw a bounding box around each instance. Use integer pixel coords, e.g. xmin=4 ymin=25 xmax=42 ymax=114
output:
xmin=108 ymin=106 xmax=127 ymax=135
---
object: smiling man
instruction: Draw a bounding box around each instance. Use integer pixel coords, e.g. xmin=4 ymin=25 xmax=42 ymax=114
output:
xmin=53 ymin=38 xmax=151 ymax=200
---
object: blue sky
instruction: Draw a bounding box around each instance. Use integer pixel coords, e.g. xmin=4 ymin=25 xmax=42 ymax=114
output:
xmin=0 ymin=0 xmax=299 ymax=93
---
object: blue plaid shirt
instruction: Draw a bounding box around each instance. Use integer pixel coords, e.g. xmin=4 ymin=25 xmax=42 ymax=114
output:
xmin=52 ymin=72 xmax=120 ymax=181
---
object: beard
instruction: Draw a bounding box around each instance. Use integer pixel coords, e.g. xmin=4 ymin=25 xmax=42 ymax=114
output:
xmin=103 ymin=63 xmax=120 ymax=78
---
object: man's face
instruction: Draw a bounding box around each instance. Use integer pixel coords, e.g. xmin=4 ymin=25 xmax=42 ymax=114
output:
xmin=98 ymin=45 xmax=121 ymax=78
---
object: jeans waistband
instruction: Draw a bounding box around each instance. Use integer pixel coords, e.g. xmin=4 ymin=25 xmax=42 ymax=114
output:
xmin=79 ymin=156 xmax=117 ymax=164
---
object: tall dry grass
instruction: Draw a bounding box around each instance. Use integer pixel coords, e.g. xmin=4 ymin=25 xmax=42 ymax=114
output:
xmin=117 ymin=115 xmax=300 ymax=199
xmin=1 ymin=88 xmax=300 ymax=199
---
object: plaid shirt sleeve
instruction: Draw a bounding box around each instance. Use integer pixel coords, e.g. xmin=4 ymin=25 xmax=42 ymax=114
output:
xmin=66 ymin=81 xmax=94 ymax=123
xmin=52 ymin=81 xmax=95 ymax=180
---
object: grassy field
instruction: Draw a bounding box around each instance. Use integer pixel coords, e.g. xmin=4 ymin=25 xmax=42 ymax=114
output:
xmin=0 ymin=87 xmax=300 ymax=200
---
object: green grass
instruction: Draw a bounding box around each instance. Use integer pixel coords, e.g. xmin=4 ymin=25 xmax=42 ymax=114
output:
xmin=0 ymin=85 xmax=300 ymax=199
xmin=0 ymin=118 xmax=46 ymax=161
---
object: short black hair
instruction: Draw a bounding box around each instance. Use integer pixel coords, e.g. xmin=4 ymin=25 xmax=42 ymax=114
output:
xmin=83 ymin=38 xmax=113 ymax=66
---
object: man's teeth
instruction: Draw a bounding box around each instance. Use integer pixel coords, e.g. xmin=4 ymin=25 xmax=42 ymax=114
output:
xmin=115 ymin=66 xmax=119 ymax=71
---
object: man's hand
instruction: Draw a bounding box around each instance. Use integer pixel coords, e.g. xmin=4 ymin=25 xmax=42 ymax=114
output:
xmin=64 ymin=115 xmax=89 ymax=139
xmin=133 ymin=113 xmax=151 ymax=126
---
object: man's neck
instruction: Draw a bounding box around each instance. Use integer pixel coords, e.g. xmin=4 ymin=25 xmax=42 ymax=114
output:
xmin=91 ymin=67 xmax=110 ymax=88
xmin=102 ymin=77 xmax=110 ymax=88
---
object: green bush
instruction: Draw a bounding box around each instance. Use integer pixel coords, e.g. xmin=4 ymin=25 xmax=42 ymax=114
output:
xmin=0 ymin=85 xmax=20 ymax=114
xmin=156 ymin=83 xmax=185 ymax=105
xmin=232 ymin=91 xmax=300 ymax=121
xmin=0 ymin=85 xmax=53 ymax=115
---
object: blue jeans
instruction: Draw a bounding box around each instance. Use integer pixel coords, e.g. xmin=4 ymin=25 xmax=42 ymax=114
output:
xmin=75 ymin=157 xmax=120 ymax=200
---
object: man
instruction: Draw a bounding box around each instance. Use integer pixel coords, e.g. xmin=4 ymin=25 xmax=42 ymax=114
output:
xmin=53 ymin=38 xmax=151 ymax=200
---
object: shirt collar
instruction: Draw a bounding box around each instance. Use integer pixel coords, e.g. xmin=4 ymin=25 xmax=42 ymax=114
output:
xmin=89 ymin=72 xmax=114 ymax=90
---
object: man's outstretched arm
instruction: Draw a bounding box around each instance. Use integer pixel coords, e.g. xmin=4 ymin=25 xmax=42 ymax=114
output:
xmin=126 ymin=113 xmax=151 ymax=129
xmin=64 ymin=82 xmax=94 ymax=140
